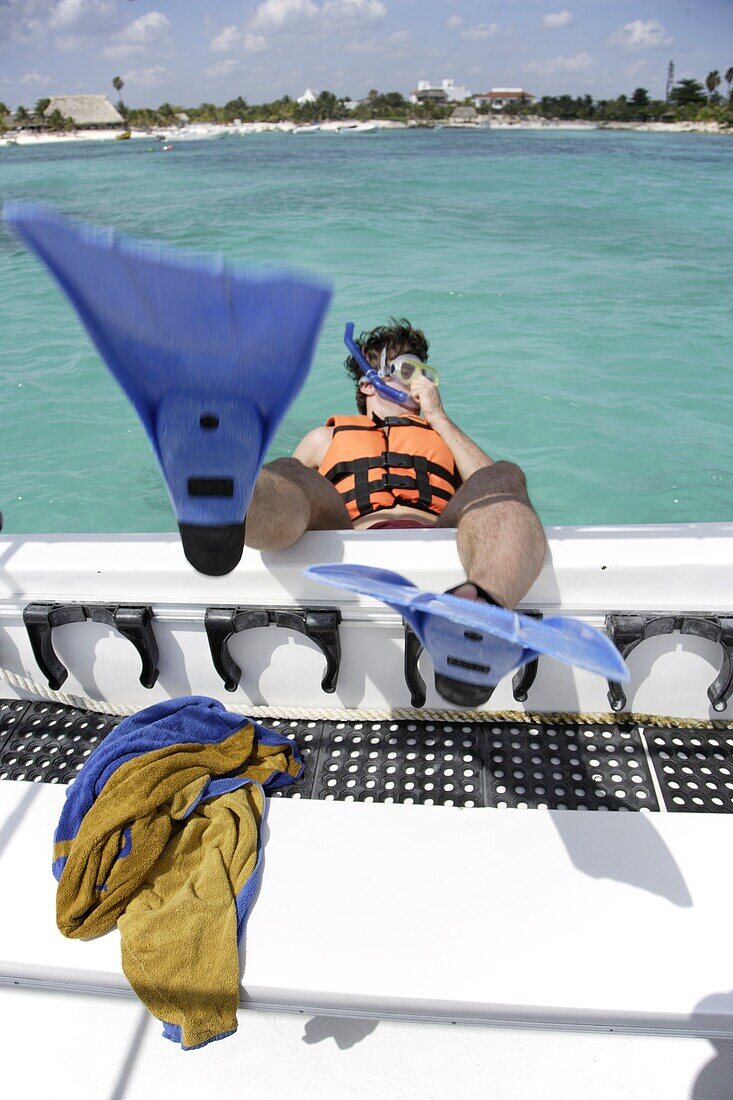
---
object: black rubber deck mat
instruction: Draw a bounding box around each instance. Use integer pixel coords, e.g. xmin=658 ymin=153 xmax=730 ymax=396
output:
xmin=481 ymin=721 xmax=657 ymax=811
xmin=643 ymin=727 xmax=733 ymax=812
xmin=265 ymin=718 xmax=323 ymax=799
xmin=303 ymin=719 xmax=657 ymax=810
xmin=0 ymin=701 xmax=121 ymax=784
xmin=0 ymin=701 xmax=663 ymax=811
xmin=0 ymin=700 xmax=31 ymax=760
xmin=309 ymin=719 xmax=487 ymax=807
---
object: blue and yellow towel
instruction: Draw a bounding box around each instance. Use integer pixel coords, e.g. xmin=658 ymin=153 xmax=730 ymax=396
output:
xmin=53 ymin=696 xmax=302 ymax=1050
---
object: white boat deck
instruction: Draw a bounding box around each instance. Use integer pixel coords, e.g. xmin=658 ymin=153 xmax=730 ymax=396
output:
xmin=2 ymin=779 xmax=733 ymax=1034
xmin=2 ymin=778 xmax=733 ymax=1095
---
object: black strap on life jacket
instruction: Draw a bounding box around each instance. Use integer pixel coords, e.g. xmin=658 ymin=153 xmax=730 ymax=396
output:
xmin=323 ymin=453 xmax=460 ymax=489
xmin=324 ymin=418 xmax=459 ymax=518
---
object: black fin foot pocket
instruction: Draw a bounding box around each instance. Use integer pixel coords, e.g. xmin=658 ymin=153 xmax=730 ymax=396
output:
xmin=436 ymin=585 xmax=504 ymax=706
xmin=179 ymin=522 xmax=246 ymax=576
xmin=434 ymin=673 xmax=496 ymax=708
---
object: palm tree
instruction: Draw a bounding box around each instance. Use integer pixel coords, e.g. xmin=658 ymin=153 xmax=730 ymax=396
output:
xmin=705 ymin=70 xmax=721 ymax=101
xmin=15 ymin=105 xmax=29 ymax=126
xmin=157 ymin=102 xmax=176 ymax=126
xmin=112 ymin=76 xmax=124 ymax=97
xmin=47 ymin=109 xmax=65 ymax=132
xmin=726 ymin=67 xmax=733 ymax=99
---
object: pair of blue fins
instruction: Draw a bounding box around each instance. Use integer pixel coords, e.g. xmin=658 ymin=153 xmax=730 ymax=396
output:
xmin=4 ymin=203 xmax=628 ymax=705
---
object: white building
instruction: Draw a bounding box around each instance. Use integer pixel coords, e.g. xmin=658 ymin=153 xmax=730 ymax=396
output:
xmin=410 ymin=78 xmax=472 ymax=105
xmin=296 ymin=88 xmax=317 ymax=105
xmin=474 ymin=88 xmax=536 ymax=110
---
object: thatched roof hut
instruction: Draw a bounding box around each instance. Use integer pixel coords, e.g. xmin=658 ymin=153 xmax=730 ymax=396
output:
xmin=44 ymin=95 xmax=124 ymax=128
xmin=449 ymin=105 xmax=479 ymax=125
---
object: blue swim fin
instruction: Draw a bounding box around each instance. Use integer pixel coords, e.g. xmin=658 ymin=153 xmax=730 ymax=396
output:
xmin=306 ymin=564 xmax=629 ymax=706
xmin=4 ymin=202 xmax=332 ymax=575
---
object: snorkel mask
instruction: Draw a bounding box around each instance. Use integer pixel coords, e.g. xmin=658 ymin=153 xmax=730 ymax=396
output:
xmin=344 ymin=322 xmax=438 ymax=411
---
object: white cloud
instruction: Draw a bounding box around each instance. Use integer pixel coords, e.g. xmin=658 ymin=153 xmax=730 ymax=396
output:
xmin=122 ymin=11 xmax=170 ymax=45
xmin=0 ymin=2 xmax=50 ymax=46
xmin=445 ymin=15 xmax=463 ymax=30
xmin=322 ymin=0 xmax=386 ymax=20
xmin=543 ymin=11 xmax=574 ymax=30
xmin=346 ymin=28 xmax=409 ymax=55
xmin=49 ymin=0 xmax=115 ymax=31
xmin=122 ymin=65 xmax=168 ymax=88
xmin=249 ymin=0 xmax=384 ymax=33
xmin=461 ymin=22 xmax=501 ymax=42
xmin=243 ymin=33 xmax=267 ymax=52
xmin=21 ymin=70 xmax=49 ymax=84
xmin=102 ymin=10 xmax=170 ymax=59
xmin=251 ymin=0 xmax=318 ymax=30
xmin=609 ymin=19 xmax=672 ymax=51
xmin=103 ymin=42 xmax=144 ymax=58
xmin=204 ymin=57 xmax=242 ymax=78
xmin=525 ymin=52 xmax=594 ymax=75
xmin=211 ymin=24 xmax=241 ymax=52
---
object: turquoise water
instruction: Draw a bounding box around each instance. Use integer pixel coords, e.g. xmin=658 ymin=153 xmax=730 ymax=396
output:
xmin=0 ymin=128 xmax=731 ymax=533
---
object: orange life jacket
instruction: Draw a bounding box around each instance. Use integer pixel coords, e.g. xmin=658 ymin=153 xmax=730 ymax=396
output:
xmin=318 ymin=414 xmax=460 ymax=522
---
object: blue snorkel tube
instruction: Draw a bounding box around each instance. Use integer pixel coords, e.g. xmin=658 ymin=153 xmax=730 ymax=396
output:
xmin=343 ymin=322 xmax=417 ymax=409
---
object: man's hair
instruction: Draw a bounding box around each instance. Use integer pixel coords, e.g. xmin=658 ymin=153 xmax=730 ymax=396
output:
xmin=344 ymin=318 xmax=429 ymax=414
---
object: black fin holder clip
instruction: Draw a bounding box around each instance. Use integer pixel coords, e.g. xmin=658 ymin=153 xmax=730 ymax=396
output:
xmin=403 ymin=611 xmax=543 ymax=709
xmin=205 ymin=606 xmax=342 ymax=694
xmin=605 ymin=613 xmax=733 ymax=714
xmin=23 ymin=602 xmax=159 ymax=691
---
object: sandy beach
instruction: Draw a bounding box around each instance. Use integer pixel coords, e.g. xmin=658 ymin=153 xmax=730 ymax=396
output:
xmin=2 ymin=117 xmax=730 ymax=147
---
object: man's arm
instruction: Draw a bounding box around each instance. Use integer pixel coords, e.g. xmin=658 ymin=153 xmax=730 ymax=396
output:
xmin=292 ymin=425 xmax=333 ymax=470
xmin=409 ymin=376 xmax=492 ymax=482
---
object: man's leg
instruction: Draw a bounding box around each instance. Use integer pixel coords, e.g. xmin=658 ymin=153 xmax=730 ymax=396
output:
xmin=245 ymin=457 xmax=351 ymax=550
xmin=437 ymin=461 xmax=547 ymax=609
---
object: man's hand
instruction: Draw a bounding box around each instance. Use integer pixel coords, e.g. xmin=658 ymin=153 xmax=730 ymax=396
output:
xmin=409 ymin=375 xmax=446 ymax=426
xmin=409 ymin=376 xmax=493 ymax=481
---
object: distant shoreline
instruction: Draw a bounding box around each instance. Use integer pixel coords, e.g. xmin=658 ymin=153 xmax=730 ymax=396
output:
xmin=2 ymin=117 xmax=730 ymax=147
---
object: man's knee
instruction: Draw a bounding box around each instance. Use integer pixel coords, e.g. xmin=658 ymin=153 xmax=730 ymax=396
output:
xmin=463 ymin=460 xmax=529 ymax=501
xmin=262 ymin=456 xmax=303 ymax=481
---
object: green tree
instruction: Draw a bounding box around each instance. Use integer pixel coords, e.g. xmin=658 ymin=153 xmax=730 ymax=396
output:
xmin=631 ymin=87 xmax=650 ymax=108
xmin=315 ymin=90 xmax=339 ymax=119
xmin=157 ymin=101 xmax=176 ymax=124
xmin=34 ymin=97 xmax=50 ymax=118
xmin=706 ymin=70 xmax=721 ymax=100
xmin=669 ymin=78 xmax=707 ymax=108
xmin=112 ymin=76 xmax=127 ymax=121
xmin=15 ymin=105 xmax=29 ymax=125
xmin=47 ymin=109 xmax=66 ymax=132
xmin=223 ymin=96 xmax=248 ymax=121
xmin=726 ymin=66 xmax=733 ymax=99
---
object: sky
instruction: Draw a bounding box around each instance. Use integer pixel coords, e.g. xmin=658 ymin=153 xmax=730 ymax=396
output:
xmin=1 ymin=0 xmax=731 ymax=109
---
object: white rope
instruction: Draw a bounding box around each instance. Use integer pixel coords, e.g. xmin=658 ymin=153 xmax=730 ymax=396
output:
xmin=0 ymin=663 xmax=730 ymax=729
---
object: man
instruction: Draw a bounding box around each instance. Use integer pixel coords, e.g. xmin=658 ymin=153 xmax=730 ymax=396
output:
xmin=246 ymin=319 xmax=546 ymax=610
